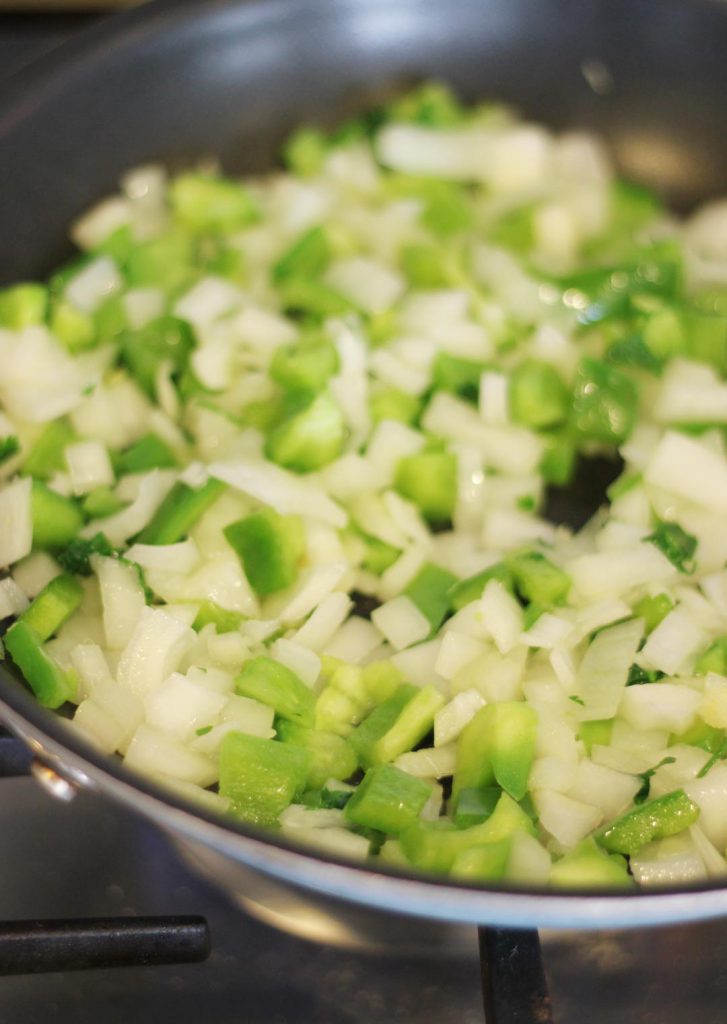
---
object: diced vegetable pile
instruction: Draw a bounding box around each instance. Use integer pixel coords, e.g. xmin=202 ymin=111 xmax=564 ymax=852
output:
xmin=4 ymin=83 xmax=727 ymax=889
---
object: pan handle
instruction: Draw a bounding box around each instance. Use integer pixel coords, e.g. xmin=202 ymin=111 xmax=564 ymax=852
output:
xmin=0 ymin=916 xmax=210 ymax=974
xmin=478 ymin=927 xmax=553 ymax=1024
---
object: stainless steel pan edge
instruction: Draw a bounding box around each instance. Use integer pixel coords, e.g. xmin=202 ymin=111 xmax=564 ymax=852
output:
xmin=2 ymin=0 xmax=727 ymax=930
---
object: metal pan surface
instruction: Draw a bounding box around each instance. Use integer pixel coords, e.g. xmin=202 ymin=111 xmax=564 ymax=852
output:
xmin=2 ymin=0 xmax=727 ymax=930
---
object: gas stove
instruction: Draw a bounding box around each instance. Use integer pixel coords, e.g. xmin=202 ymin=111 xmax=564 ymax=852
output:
xmin=4 ymin=10 xmax=727 ymax=1023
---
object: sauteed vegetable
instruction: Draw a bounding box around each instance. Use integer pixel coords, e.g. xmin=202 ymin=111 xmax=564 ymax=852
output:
xmin=2 ymin=83 xmax=727 ymax=889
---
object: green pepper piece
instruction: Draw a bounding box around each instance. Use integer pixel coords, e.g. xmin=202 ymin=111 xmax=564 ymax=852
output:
xmin=31 ymin=480 xmax=83 ymax=550
xmin=550 ymin=838 xmax=634 ymax=888
xmin=265 ymin=392 xmax=346 ymax=473
xmin=695 ymin=636 xmax=727 ymax=677
xmin=235 ymin=656 xmax=315 ymax=726
xmin=372 ymin=685 xmax=445 ymax=765
xmin=115 ymin=434 xmax=178 ymax=475
xmin=597 ymin=789 xmax=700 ymax=856
xmin=272 ymin=226 xmax=331 ymax=283
xmin=23 ymin=421 xmax=77 ymax=481
xmin=510 ymin=360 xmax=569 ymax=429
xmin=394 ymin=450 xmax=457 ymax=524
xmin=571 ymin=357 xmax=638 ymax=445
xmin=453 ymin=702 xmax=538 ymax=805
xmin=447 ymin=563 xmax=514 ymax=612
xmin=277 ymin=721 xmax=358 ymax=789
xmin=4 ymin=621 xmax=77 ymax=709
xmin=454 ymin=787 xmax=502 ymax=829
xmin=348 ymin=684 xmax=418 ymax=769
xmin=450 ymin=839 xmax=511 ymax=881
xmin=137 ymin=478 xmax=226 ymax=545
xmin=431 ymin=352 xmax=487 ymax=402
xmin=401 ymin=793 xmax=534 ymax=873
xmin=506 ymin=550 xmax=571 ymax=607
xmin=269 ymin=334 xmax=340 ymax=394
xmin=224 ymin=508 xmax=305 ymax=597
xmin=0 ymin=283 xmax=48 ymax=329
xmin=19 ymin=573 xmax=84 ymax=641
xmin=344 ymin=763 xmax=431 ymax=835
xmin=191 ymin=601 xmax=245 ymax=634
xmin=403 ymin=563 xmax=459 ymax=632
xmin=119 ymin=316 xmax=195 ymax=398
xmin=218 ymin=731 xmax=310 ymax=826
xmin=369 ymin=387 xmax=422 ymax=425
xmin=170 ymin=173 xmax=259 ymax=234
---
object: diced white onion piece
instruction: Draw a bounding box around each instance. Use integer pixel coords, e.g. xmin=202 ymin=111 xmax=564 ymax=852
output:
xmin=270 ymin=638 xmax=321 ymax=688
xmin=568 ymin=546 xmax=676 ymax=601
xmin=479 ymin=371 xmax=509 ymax=425
xmin=0 ymin=328 xmax=113 ymax=424
xmin=575 ymin=617 xmax=643 ymax=720
xmin=71 ymin=374 xmax=151 ymax=449
xmin=279 ymin=805 xmax=346 ymax=830
xmin=205 ymin=631 xmax=250 ymax=669
xmin=73 ymin=700 xmax=128 ymax=754
xmin=83 ymin=469 xmax=175 ymax=545
xmin=434 ymin=689 xmax=486 ymax=746
xmin=376 ymin=124 xmax=492 ymax=181
xmin=325 ymin=257 xmax=405 ymax=314
xmin=507 ymin=832 xmax=552 ymax=885
xmin=370 ymin=348 xmax=431 ymax=396
xmin=324 ymin=616 xmax=382 ymax=664
xmin=365 ymin=419 xmax=424 ymax=484
xmin=482 ymin=509 xmax=555 ymax=550
xmin=178 ymin=553 xmax=258 ymax=617
xmin=0 ymin=576 xmax=29 ymax=619
xmin=619 ymin=682 xmax=701 ymax=734
xmin=378 ymin=546 xmax=427 ymax=602
xmin=699 ymin=672 xmax=727 ymax=728
xmin=69 ymin=642 xmax=114 ymax=700
xmin=209 ymin=459 xmax=346 ymax=528
xmin=574 ymin=598 xmax=632 ymax=641
xmin=145 ymin=673 xmax=228 ymax=741
xmin=287 ymin=826 xmax=370 ymax=860
xmin=390 ymin=638 xmax=446 ymax=690
xmin=291 ymin=591 xmax=353 ymax=651
xmin=278 ymin=562 xmax=347 ymax=625
xmin=638 ymin=606 xmax=708 ymax=676
xmin=371 ymin=595 xmax=431 ymax=651
xmin=123 ymin=287 xmax=165 ymax=330
xmin=685 ymin=765 xmax=727 ymax=851
xmin=567 ymin=760 xmax=640 ymax=822
xmin=125 ymin=539 xmax=200 ymax=575
xmin=232 ymin=305 xmax=297 ymax=350
xmin=533 ymin=789 xmax=603 ymax=847
xmin=453 ymin=646 xmax=526 ymax=703
xmin=591 ymin=744 xmax=663 ymax=775
xmin=0 ymin=476 xmax=32 ymax=569
xmin=479 ymin=578 xmax=523 ymax=654
xmin=520 ymin=613 xmax=574 ymax=650
xmin=630 ymin=835 xmax=707 ymax=886
xmin=174 ymin=277 xmax=243 ymax=327
xmin=434 ymin=631 xmax=488 ymax=681
xmin=395 ymin=744 xmax=457 ymax=778
xmin=645 ymin=430 xmax=727 ymax=512
xmin=65 ymin=440 xmax=114 ymax=495
xmin=65 ymin=257 xmax=122 ymax=314
xmin=529 ymin=757 xmax=574 ymax=793
xmin=124 ymin=724 xmax=216 ymax=787
xmin=116 ymin=607 xmax=195 ymax=697
xmin=93 ymin=555 xmax=147 ymax=650
xmin=654 ymin=360 xmax=727 ymax=425
xmin=689 ymin=825 xmax=727 ymax=878
xmin=11 ymin=551 xmax=61 ymax=599
xmin=72 ymin=196 xmax=131 ymax=250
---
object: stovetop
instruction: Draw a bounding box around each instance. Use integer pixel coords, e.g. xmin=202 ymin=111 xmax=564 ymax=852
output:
xmin=5 ymin=10 xmax=727 ymax=1023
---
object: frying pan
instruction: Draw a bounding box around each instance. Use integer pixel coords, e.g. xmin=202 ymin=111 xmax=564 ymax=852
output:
xmin=2 ymin=0 xmax=727 ymax=966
